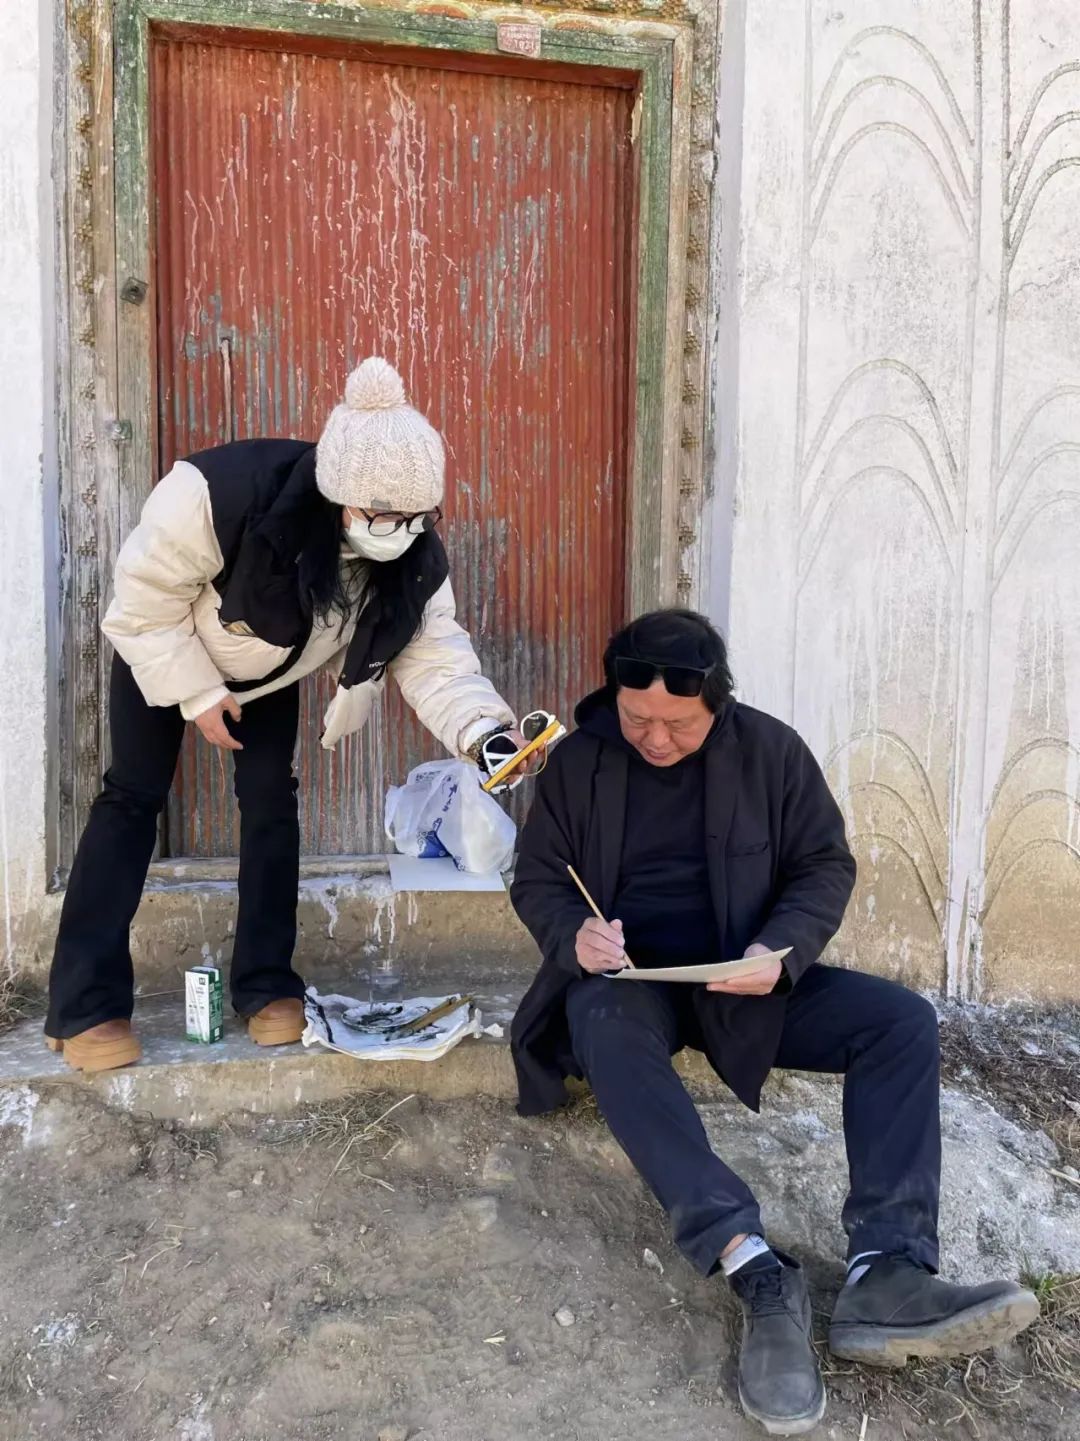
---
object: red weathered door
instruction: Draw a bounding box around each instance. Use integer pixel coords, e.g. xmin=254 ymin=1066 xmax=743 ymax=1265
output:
xmin=151 ymin=28 xmax=634 ymax=856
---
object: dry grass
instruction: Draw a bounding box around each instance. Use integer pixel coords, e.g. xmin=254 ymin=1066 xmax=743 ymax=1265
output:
xmin=938 ymin=1003 xmax=1080 ymax=1169
xmin=1022 ymin=1271 xmax=1080 ymax=1393
xmin=0 ymin=967 xmax=26 ymax=1034
xmin=270 ymin=1090 xmax=417 ymax=1207
xmin=278 ymin=1089 xmax=415 ymax=1154
xmin=557 ymin=1086 xmax=604 ymax=1128
xmin=823 ymin=1348 xmax=1024 ymax=1436
xmin=168 ymin=1126 xmax=218 ymax=1164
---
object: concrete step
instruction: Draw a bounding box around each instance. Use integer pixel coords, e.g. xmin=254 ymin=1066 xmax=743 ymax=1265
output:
xmin=0 ymin=991 xmax=519 ymax=1128
xmin=20 ymin=858 xmax=537 ymax=995
xmin=1 ymin=985 xmax=723 ymax=1129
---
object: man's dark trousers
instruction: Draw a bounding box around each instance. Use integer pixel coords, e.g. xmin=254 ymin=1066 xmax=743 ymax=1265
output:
xmin=566 ymin=965 xmax=941 ymax=1275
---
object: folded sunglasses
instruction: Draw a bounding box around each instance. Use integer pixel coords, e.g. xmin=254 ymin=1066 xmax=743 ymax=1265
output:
xmin=613 ymin=656 xmax=714 ymax=698
xmin=480 ymin=710 xmax=566 ymax=793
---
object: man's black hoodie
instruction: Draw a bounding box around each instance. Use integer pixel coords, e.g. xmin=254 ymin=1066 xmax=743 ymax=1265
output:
xmin=575 ymin=694 xmax=722 ymax=964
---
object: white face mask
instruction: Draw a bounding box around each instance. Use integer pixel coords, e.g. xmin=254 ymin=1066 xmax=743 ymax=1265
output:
xmin=344 ymin=516 xmax=418 ymax=563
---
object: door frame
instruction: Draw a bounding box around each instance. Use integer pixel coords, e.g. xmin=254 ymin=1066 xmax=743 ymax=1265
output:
xmin=51 ymin=0 xmax=720 ymax=875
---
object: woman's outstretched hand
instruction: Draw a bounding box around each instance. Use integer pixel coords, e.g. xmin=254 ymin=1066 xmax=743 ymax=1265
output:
xmin=501 ymin=727 xmax=546 ymax=778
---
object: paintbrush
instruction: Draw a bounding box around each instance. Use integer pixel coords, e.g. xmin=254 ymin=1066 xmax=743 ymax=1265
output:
xmin=383 ymin=994 xmax=474 ymax=1040
xmin=566 ymin=865 xmax=635 ymax=969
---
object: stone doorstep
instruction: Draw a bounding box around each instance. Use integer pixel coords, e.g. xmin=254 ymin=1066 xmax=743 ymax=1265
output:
xmin=0 ymin=987 xmax=729 ymax=1129
xmin=18 ymin=864 xmax=539 ymax=995
xmin=136 ymin=871 xmax=537 ymax=986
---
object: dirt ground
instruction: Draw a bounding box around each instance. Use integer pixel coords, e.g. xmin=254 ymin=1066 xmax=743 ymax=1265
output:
xmin=0 ymin=1074 xmax=1077 ymax=1441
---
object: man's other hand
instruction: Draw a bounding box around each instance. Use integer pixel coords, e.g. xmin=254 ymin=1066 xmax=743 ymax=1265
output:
xmin=706 ymin=941 xmax=782 ymax=996
xmin=576 ymin=917 xmax=628 ymax=974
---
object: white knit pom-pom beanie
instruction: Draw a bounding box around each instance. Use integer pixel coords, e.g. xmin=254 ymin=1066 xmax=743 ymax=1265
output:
xmin=315 ymin=357 xmax=445 ymax=512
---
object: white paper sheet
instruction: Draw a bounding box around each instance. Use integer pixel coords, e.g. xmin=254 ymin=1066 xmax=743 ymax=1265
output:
xmin=608 ymin=948 xmax=792 ymax=984
xmin=387 ymin=854 xmax=506 ymax=893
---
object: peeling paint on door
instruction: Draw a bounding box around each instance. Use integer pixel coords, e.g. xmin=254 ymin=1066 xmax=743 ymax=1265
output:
xmin=152 ymin=30 xmax=635 ymax=856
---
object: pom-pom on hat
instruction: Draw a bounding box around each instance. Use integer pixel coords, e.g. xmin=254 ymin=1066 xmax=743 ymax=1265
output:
xmin=316 ymin=357 xmax=445 ymax=513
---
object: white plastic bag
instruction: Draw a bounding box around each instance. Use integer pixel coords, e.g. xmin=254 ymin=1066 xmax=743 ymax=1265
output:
xmin=385 ymin=760 xmax=517 ymax=874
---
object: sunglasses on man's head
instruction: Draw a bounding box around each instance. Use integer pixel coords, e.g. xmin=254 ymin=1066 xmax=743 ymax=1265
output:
xmin=613 ymin=656 xmax=714 ymax=698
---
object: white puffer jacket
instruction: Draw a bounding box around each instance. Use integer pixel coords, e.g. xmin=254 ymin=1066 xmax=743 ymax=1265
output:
xmin=102 ymin=460 xmax=515 ymax=753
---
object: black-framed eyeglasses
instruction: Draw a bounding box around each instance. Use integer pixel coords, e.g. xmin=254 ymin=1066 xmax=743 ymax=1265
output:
xmin=614 ymin=656 xmax=714 ymax=698
xmin=363 ymin=507 xmax=443 ymax=537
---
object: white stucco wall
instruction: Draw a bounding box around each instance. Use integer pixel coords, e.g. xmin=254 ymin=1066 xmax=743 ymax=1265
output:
xmin=0 ymin=2 xmax=51 ymax=970
xmin=720 ymin=0 xmax=1080 ymax=1000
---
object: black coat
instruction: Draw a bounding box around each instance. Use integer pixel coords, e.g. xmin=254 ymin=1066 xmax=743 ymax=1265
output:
xmin=509 ymin=694 xmax=857 ymax=1116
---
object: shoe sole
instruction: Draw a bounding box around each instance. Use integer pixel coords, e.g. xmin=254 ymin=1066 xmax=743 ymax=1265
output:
xmin=45 ymin=1033 xmax=142 ymax=1073
xmin=738 ymin=1382 xmax=826 ymax=1437
xmin=829 ymin=1290 xmax=1040 ymax=1368
xmin=247 ymin=1017 xmax=305 ymax=1047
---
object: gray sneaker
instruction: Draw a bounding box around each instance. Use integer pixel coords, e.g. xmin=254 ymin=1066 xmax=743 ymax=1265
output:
xmin=730 ymin=1254 xmax=826 ymax=1437
xmin=829 ymin=1256 xmax=1040 ymax=1368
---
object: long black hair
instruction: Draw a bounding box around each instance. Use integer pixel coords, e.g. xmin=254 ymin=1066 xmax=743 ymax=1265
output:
xmin=603 ymin=608 xmax=735 ymax=712
xmin=297 ymin=495 xmax=431 ymax=645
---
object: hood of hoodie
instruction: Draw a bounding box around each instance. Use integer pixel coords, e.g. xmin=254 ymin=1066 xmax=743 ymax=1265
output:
xmin=573 ymin=686 xmax=728 ymax=763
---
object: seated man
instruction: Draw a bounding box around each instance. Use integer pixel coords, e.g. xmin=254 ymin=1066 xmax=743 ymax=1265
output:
xmin=509 ymin=608 xmax=1038 ymax=1438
